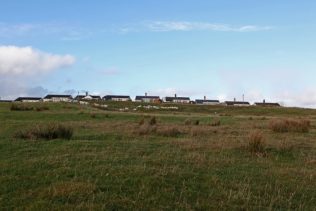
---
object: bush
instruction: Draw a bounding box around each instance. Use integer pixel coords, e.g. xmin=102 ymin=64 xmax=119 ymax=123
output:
xmin=10 ymin=104 xmax=33 ymax=111
xmin=14 ymin=123 xmax=73 ymax=140
xmin=90 ymin=113 xmax=97 ymax=118
xmin=269 ymin=119 xmax=311 ymax=133
xmin=247 ymin=130 xmax=266 ymax=154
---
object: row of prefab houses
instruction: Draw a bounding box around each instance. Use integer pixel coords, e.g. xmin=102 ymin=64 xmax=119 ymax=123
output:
xmin=9 ymin=93 xmax=281 ymax=107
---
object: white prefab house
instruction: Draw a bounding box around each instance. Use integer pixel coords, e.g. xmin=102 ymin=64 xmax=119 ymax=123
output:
xmin=43 ymin=94 xmax=73 ymax=102
xmin=195 ymin=96 xmax=220 ymax=105
xmin=15 ymin=97 xmax=42 ymax=103
xmin=163 ymin=94 xmax=190 ymax=104
xmin=75 ymin=95 xmax=101 ymax=101
xmin=254 ymin=100 xmax=281 ymax=107
xmin=135 ymin=95 xmax=160 ymax=103
xmin=224 ymin=101 xmax=250 ymax=107
xmin=103 ymin=95 xmax=131 ymax=102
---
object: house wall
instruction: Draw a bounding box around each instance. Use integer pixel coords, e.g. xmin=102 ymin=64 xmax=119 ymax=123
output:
xmin=198 ymin=102 xmax=219 ymax=105
xmin=21 ymin=100 xmax=41 ymax=103
xmin=44 ymin=97 xmax=71 ymax=102
xmin=111 ymin=98 xmax=130 ymax=101
xmin=172 ymin=99 xmax=190 ymax=104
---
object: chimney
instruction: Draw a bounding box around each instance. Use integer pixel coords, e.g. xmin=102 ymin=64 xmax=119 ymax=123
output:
xmin=242 ymin=94 xmax=244 ymax=102
xmin=175 ymin=93 xmax=177 ymax=98
xmin=86 ymin=91 xmax=88 ymax=96
xmin=204 ymin=96 xmax=206 ymax=100
xmin=263 ymin=99 xmax=266 ymax=104
xmin=145 ymin=92 xmax=147 ymax=97
xmin=234 ymin=98 xmax=236 ymax=102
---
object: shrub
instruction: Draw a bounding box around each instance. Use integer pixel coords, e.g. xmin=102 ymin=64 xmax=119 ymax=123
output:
xmin=90 ymin=113 xmax=97 ymax=118
xmin=269 ymin=119 xmax=311 ymax=133
xmin=10 ymin=104 xmax=33 ymax=111
xmin=247 ymin=130 xmax=266 ymax=154
xmin=14 ymin=123 xmax=73 ymax=140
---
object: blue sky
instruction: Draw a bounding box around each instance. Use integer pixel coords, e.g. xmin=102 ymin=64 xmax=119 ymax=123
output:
xmin=1 ymin=0 xmax=316 ymax=107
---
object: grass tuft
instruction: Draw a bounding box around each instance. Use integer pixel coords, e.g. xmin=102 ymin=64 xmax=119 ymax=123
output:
xmin=149 ymin=116 xmax=157 ymax=125
xmin=269 ymin=119 xmax=311 ymax=133
xmin=14 ymin=123 xmax=73 ymax=140
xmin=247 ymin=130 xmax=266 ymax=154
xmin=210 ymin=119 xmax=221 ymax=127
xmin=10 ymin=103 xmax=34 ymax=111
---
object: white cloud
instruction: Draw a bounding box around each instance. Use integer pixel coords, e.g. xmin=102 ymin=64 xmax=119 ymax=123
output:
xmin=0 ymin=46 xmax=75 ymax=75
xmin=140 ymin=21 xmax=272 ymax=32
xmin=0 ymin=22 xmax=91 ymax=41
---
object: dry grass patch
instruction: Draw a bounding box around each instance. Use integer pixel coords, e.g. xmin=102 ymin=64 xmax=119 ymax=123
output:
xmin=184 ymin=119 xmax=200 ymax=126
xmin=44 ymin=181 xmax=96 ymax=198
xmin=269 ymin=119 xmax=311 ymax=133
xmin=209 ymin=118 xmax=221 ymax=127
xmin=157 ymin=126 xmax=182 ymax=137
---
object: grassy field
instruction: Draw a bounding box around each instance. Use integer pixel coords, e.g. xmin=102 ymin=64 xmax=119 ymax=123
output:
xmin=0 ymin=102 xmax=316 ymax=210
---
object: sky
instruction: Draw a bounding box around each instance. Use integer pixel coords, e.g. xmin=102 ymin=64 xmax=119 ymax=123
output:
xmin=1 ymin=0 xmax=316 ymax=107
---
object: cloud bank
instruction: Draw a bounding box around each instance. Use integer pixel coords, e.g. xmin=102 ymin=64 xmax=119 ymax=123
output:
xmin=0 ymin=46 xmax=75 ymax=75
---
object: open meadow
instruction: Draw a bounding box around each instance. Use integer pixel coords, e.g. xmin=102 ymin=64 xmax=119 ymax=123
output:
xmin=0 ymin=102 xmax=316 ymax=210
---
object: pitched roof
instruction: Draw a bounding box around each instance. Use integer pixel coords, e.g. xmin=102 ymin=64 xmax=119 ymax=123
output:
xmin=195 ymin=99 xmax=219 ymax=104
xmin=15 ymin=97 xmax=42 ymax=101
xmin=44 ymin=94 xmax=72 ymax=99
xmin=135 ymin=96 xmax=160 ymax=100
xmin=102 ymin=95 xmax=131 ymax=100
xmin=225 ymin=101 xmax=250 ymax=105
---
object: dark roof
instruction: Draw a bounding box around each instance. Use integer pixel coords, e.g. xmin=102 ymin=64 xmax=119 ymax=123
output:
xmin=102 ymin=95 xmax=131 ymax=100
xmin=90 ymin=95 xmax=101 ymax=99
xmin=195 ymin=99 xmax=220 ymax=104
xmin=15 ymin=97 xmax=42 ymax=101
xmin=165 ymin=97 xmax=190 ymax=101
xmin=75 ymin=95 xmax=101 ymax=100
xmin=255 ymin=102 xmax=281 ymax=106
xmin=44 ymin=94 xmax=72 ymax=99
xmin=225 ymin=101 xmax=250 ymax=105
xmin=74 ymin=95 xmax=85 ymax=100
xmin=165 ymin=97 xmax=190 ymax=102
xmin=135 ymin=96 xmax=160 ymax=100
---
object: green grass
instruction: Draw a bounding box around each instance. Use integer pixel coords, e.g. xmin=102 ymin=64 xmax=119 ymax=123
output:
xmin=0 ymin=102 xmax=315 ymax=210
